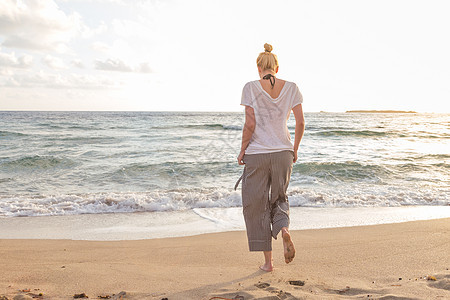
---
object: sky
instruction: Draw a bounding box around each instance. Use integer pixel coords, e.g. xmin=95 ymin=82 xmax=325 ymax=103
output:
xmin=0 ymin=0 xmax=449 ymax=112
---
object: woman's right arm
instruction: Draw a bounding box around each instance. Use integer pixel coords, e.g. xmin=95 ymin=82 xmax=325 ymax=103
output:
xmin=292 ymin=104 xmax=305 ymax=163
xmin=237 ymin=106 xmax=256 ymax=165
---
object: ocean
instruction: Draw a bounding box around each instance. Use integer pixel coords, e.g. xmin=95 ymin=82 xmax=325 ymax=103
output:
xmin=0 ymin=111 xmax=449 ymax=239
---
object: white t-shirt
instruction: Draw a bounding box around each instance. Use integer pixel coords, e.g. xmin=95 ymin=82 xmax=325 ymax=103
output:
xmin=240 ymin=80 xmax=303 ymax=155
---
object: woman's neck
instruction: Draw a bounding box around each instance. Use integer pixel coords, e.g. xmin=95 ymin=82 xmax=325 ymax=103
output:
xmin=259 ymin=70 xmax=276 ymax=79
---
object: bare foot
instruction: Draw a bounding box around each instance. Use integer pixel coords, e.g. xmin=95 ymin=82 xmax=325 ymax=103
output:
xmin=282 ymin=230 xmax=295 ymax=264
xmin=259 ymin=263 xmax=273 ymax=272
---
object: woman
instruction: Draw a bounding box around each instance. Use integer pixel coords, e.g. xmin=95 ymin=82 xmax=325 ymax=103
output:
xmin=237 ymin=43 xmax=305 ymax=272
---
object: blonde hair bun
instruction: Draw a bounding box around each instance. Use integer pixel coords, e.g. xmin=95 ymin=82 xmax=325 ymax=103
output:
xmin=257 ymin=43 xmax=278 ymax=71
xmin=264 ymin=43 xmax=273 ymax=53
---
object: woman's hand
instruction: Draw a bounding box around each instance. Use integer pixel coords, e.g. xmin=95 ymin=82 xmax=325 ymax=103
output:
xmin=237 ymin=150 xmax=245 ymax=165
xmin=293 ymin=151 xmax=298 ymax=163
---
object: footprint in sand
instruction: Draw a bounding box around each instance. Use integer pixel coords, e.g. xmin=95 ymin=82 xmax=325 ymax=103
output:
xmin=254 ymin=282 xmax=270 ymax=289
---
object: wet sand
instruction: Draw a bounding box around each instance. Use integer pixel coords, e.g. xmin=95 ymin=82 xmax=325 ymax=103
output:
xmin=1 ymin=218 xmax=449 ymax=299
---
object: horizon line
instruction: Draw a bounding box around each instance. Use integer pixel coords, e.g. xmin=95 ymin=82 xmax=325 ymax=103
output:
xmin=0 ymin=109 xmax=446 ymax=114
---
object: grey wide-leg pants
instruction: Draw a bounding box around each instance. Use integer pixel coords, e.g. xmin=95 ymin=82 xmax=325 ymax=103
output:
xmin=241 ymin=150 xmax=294 ymax=251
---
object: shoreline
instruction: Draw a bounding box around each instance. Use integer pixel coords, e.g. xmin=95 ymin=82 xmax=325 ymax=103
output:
xmin=1 ymin=206 xmax=450 ymax=241
xmin=345 ymin=110 xmax=417 ymax=113
xmin=1 ymin=218 xmax=449 ymax=299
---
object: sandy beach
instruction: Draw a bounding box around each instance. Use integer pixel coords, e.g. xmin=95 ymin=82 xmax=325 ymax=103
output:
xmin=0 ymin=218 xmax=449 ymax=299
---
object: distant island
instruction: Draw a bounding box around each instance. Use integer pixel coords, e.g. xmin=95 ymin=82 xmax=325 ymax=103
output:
xmin=346 ymin=110 xmax=417 ymax=113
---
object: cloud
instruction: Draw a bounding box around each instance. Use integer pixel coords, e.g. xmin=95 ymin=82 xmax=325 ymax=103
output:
xmin=0 ymin=49 xmax=33 ymax=68
xmin=43 ymin=55 xmax=67 ymax=69
xmin=94 ymin=58 xmax=153 ymax=73
xmin=94 ymin=58 xmax=133 ymax=72
xmin=93 ymin=39 xmax=136 ymax=62
xmin=81 ymin=21 xmax=107 ymax=39
xmin=112 ymin=19 xmax=149 ymax=39
xmin=0 ymin=68 xmax=13 ymax=76
xmin=0 ymin=0 xmax=84 ymax=52
xmin=0 ymin=70 xmax=121 ymax=89
xmin=137 ymin=62 xmax=152 ymax=73
xmin=71 ymin=59 xmax=84 ymax=68
xmin=61 ymin=0 xmax=125 ymax=4
xmin=91 ymin=41 xmax=110 ymax=53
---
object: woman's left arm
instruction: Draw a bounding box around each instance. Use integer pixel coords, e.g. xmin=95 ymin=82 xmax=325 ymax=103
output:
xmin=292 ymin=104 xmax=305 ymax=163
xmin=237 ymin=106 xmax=256 ymax=165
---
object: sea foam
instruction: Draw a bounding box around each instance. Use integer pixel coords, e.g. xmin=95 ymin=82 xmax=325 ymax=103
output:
xmin=0 ymin=187 xmax=447 ymax=218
